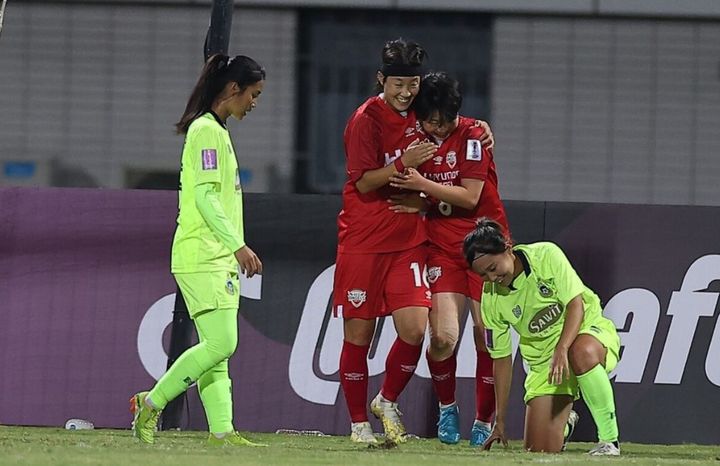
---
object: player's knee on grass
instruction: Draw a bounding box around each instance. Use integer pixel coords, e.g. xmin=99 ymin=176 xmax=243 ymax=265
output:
xmin=524 ymin=439 xmax=564 ymax=453
xmin=524 ymin=395 xmax=572 ymax=453
xmin=524 ymin=420 xmax=565 ymax=453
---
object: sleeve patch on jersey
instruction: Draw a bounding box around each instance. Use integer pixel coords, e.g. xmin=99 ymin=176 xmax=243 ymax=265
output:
xmin=201 ymin=149 xmax=218 ymax=170
xmin=466 ymin=139 xmax=482 ymax=161
xmin=485 ymin=328 xmax=494 ymax=349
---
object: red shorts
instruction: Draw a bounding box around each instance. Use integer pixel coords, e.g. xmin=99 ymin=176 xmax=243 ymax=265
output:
xmin=427 ymin=245 xmax=484 ymax=300
xmin=333 ymin=245 xmax=431 ymax=319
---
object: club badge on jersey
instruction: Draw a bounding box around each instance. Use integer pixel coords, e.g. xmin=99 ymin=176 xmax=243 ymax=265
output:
xmin=537 ymin=279 xmax=555 ymax=298
xmin=446 ymin=151 xmax=457 ymax=169
xmin=466 ymin=139 xmax=482 ymax=161
xmin=512 ymin=305 xmax=522 ymax=318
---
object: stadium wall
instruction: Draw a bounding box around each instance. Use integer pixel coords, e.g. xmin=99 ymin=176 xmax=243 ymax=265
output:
xmin=0 ymin=2 xmax=296 ymax=192
xmin=26 ymin=0 xmax=720 ymax=18
xmin=492 ymin=15 xmax=720 ymax=206
xmin=1 ymin=187 xmax=719 ymax=444
xmin=2 ymin=3 xmax=720 ymax=207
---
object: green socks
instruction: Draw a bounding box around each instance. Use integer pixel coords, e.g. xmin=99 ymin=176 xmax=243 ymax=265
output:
xmin=199 ymin=373 xmax=234 ymax=434
xmin=577 ymin=364 xmax=619 ymax=443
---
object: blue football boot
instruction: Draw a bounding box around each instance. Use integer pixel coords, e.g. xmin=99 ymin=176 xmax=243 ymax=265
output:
xmin=437 ymin=404 xmax=461 ymax=444
xmin=469 ymin=420 xmax=492 ymax=447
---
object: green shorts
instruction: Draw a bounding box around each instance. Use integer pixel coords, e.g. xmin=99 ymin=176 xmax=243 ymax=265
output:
xmin=523 ymin=318 xmax=620 ymax=403
xmin=174 ymin=271 xmax=240 ymax=318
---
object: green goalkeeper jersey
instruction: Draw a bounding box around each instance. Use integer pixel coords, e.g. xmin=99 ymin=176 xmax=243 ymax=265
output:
xmin=171 ymin=112 xmax=245 ymax=274
xmin=481 ymin=242 xmax=615 ymax=368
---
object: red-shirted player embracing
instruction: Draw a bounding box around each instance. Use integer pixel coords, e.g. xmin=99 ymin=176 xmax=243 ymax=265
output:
xmin=333 ymin=38 xmax=436 ymax=445
xmin=389 ymin=72 xmax=510 ymax=446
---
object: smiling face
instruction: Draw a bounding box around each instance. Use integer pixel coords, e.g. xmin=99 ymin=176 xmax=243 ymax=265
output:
xmin=230 ymin=80 xmax=264 ymax=121
xmin=378 ymin=73 xmax=420 ymax=113
xmin=420 ymin=111 xmax=459 ymax=141
xmin=470 ymin=249 xmax=517 ymax=287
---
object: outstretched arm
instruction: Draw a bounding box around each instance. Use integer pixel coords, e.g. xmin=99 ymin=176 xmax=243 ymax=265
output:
xmin=484 ymin=355 xmax=512 ymax=450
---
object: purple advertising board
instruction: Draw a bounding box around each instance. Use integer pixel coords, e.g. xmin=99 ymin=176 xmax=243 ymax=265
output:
xmin=0 ymin=188 xmax=718 ymax=444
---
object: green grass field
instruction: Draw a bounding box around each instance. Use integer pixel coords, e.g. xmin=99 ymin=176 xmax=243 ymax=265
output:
xmin=0 ymin=426 xmax=717 ymax=466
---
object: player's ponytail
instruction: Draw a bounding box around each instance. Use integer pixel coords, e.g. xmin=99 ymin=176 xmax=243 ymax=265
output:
xmin=463 ymin=217 xmax=511 ymax=266
xmin=175 ymin=54 xmax=266 ymax=134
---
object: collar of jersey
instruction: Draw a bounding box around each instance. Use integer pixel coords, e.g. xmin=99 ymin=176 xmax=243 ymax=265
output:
xmin=507 ymin=248 xmax=532 ymax=292
xmin=206 ymin=110 xmax=227 ymax=129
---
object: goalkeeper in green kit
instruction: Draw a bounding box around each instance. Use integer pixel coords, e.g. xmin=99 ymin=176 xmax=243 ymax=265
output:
xmin=130 ymin=54 xmax=266 ymax=447
xmin=463 ymin=218 xmax=621 ymax=456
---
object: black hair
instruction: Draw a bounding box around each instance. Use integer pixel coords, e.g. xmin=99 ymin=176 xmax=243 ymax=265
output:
xmin=463 ymin=217 xmax=510 ymax=266
xmin=175 ymin=54 xmax=266 ymax=134
xmin=414 ymin=71 xmax=462 ymax=124
xmin=374 ymin=38 xmax=427 ymax=93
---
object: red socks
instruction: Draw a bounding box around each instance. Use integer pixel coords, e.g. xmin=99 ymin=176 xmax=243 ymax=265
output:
xmin=427 ymin=352 xmax=457 ymax=405
xmin=340 ymin=340 xmax=370 ymax=423
xmin=475 ymin=349 xmax=495 ymax=422
xmin=381 ymin=338 xmax=422 ymax=402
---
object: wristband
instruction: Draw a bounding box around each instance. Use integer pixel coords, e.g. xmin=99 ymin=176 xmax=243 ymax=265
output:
xmin=393 ymin=157 xmax=405 ymax=172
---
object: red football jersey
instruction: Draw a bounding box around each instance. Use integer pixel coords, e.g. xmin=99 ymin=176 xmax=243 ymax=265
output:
xmin=419 ymin=116 xmax=509 ymax=257
xmin=337 ymin=96 xmax=427 ymax=254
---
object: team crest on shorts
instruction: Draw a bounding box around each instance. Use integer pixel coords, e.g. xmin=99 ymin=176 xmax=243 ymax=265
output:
xmin=537 ymin=279 xmax=554 ymax=298
xmin=347 ymin=289 xmax=367 ymax=308
xmin=512 ymin=305 xmax=522 ymax=318
xmin=427 ymin=266 xmax=442 ymax=284
xmin=446 ymin=151 xmax=457 ymax=169
xmin=225 ymin=279 xmax=235 ymax=295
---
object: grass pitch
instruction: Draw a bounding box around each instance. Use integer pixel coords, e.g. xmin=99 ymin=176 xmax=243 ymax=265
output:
xmin=0 ymin=426 xmax=718 ymax=466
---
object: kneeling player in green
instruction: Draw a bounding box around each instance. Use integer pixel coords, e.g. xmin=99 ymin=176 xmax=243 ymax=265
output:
xmin=463 ymin=218 xmax=621 ymax=456
xmin=130 ymin=54 xmax=266 ymax=447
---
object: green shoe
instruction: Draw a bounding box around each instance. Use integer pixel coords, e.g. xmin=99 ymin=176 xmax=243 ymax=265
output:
xmin=207 ymin=431 xmax=268 ymax=447
xmin=130 ymin=391 xmax=161 ymax=444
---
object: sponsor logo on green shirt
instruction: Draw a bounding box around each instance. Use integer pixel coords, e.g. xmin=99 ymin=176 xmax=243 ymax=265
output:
xmin=528 ymin=303 xmax=564 ymax=334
